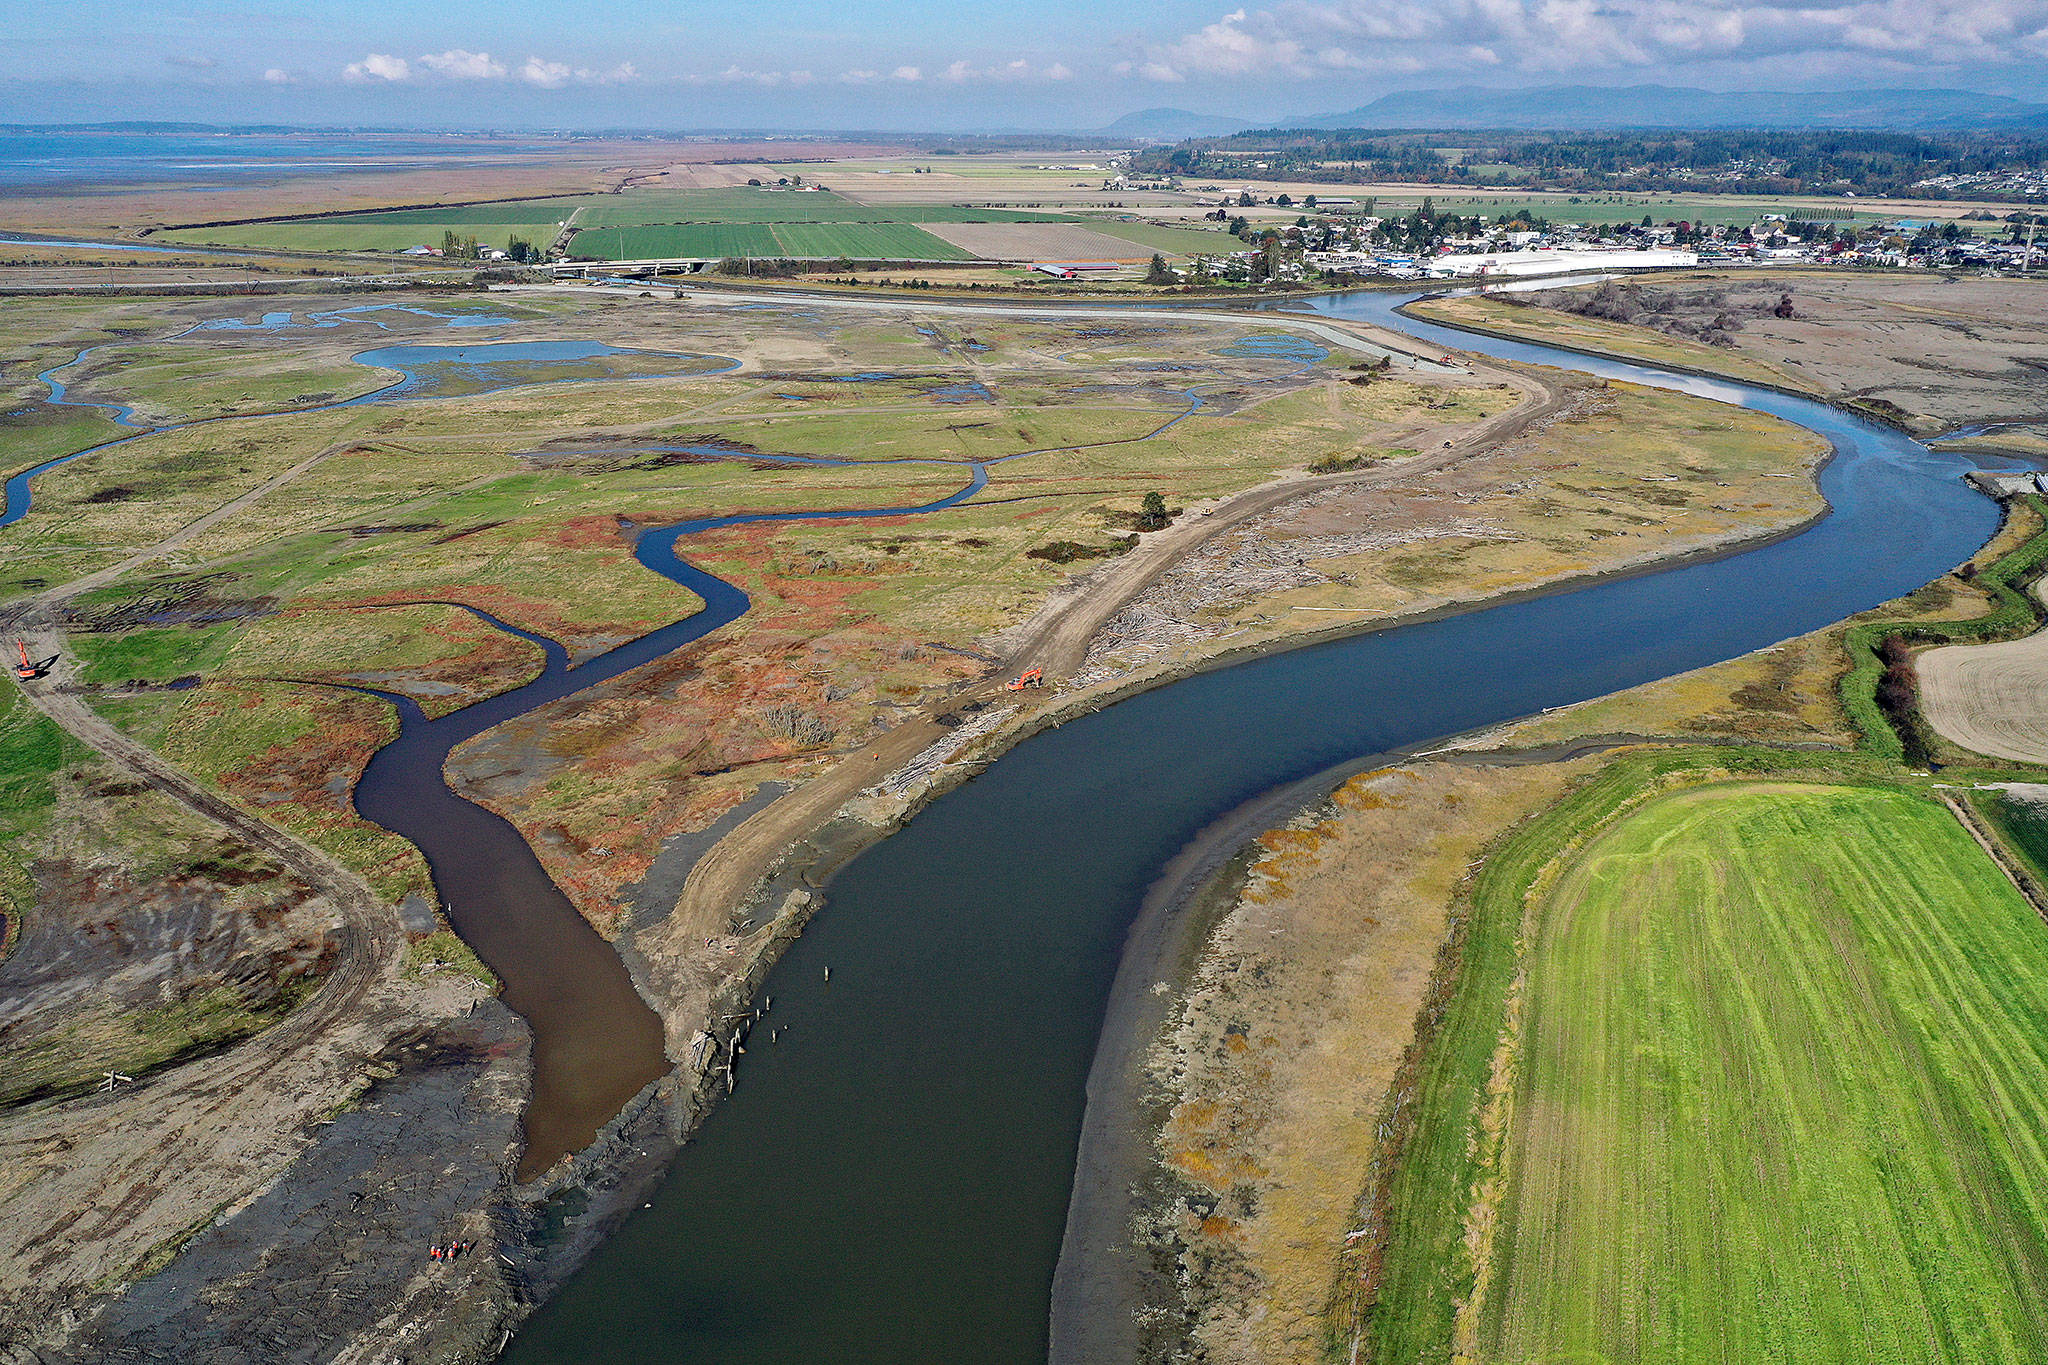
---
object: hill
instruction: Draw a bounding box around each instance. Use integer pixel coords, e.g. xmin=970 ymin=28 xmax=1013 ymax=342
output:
xmin=1292 ymin=84 xmax=2048 ymax=131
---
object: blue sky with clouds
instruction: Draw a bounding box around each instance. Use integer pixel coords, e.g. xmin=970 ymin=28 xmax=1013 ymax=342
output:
xmin=5 ymin=0 xmax=2048 ymax=129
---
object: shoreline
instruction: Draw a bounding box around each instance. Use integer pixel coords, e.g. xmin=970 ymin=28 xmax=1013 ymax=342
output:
xmin=1389 ymin=294 xmax=1940 ymax=434
xmin=0 ymin=278 xmax=1873 ymax=1360
xmin=494 ymin=386 xmax=1856 ymax=1355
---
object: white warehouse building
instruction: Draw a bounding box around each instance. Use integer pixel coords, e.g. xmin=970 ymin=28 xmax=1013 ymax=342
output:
xmin=1424 ymin=248 xmax=1698 ymax=279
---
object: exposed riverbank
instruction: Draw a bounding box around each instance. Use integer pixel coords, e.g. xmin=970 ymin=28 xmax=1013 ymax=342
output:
xmin=497 ymin=286 xmax=1999 ymax=1363
xmin=1 ymin=280 xmax=2002 ymax=1364
xmin=475 ymin=294 xmax=1842 ymax=1352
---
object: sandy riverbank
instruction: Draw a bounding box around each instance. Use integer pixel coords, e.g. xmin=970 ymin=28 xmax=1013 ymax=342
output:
xmin=444 ymin=290 xmax=1847 ymax=1358
xmin=0 ymin=285 xmax=1841 ymax=1362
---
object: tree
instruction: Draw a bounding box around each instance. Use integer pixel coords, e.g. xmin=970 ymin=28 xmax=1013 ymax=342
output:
xmin=1228 ymin=215 xmax=1249 ymax=236
xmin=1145 ymin=253 xmax=1174 ymax=284
xmin=1304 ymin=194 xmax=1318 ymax=209
xmin=1238 ymin=189 xmax=1256 ymax=207
xmin=1138 ymin=491 xmax=1169 ymax=529
xmin=1276 ymin=193 xmax=1293 ymax=207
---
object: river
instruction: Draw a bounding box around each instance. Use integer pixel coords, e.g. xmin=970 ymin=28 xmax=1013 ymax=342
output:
xmin=493 ymin=289 xmax=2008 ymax=1362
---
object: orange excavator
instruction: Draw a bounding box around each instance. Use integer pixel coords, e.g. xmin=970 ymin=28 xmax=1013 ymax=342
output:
xmin=14 ymin=639 xmax=47 ymax=681
xmin=1005 ymin=667 xmax=1043 ymax=691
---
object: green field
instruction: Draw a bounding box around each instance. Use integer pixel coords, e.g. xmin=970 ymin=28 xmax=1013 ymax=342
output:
xmin=1073 ymin=219 xmax=1245 ymax=255
xmin=159 ymin=186 xmax=1078 ymax=256
xmin=1984 ymin=791 xmax=2048 ymax=877
xmin=1413 ymin=779 xmax=2048 ymax=1363
xmin=297 ymin=200 xmax=584 ymax=226
xmin=565 ymin=220 xmax=970 ymax=261
xmin=157 ymin=220 xmax=565 ymax=254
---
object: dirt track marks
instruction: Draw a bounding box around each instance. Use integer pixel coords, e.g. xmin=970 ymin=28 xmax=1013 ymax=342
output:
xmin=0 ymin=452 xmax=423 ymax=1332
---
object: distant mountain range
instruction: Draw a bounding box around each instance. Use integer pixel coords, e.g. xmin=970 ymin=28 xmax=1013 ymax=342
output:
xmin=1285 ymin=85 xmax=2048 ymax=132
xmin=1101 ymin=108 xmax=1256 ymax=140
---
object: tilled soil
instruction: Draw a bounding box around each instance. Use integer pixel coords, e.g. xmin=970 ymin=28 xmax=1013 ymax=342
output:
xmin=1918 ymin=580 xmax=2048 ymax=764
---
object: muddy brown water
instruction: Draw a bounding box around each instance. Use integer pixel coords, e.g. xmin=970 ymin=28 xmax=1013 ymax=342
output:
xmin=494 ymin=289 xmax=2023 ymax=1362
xmin=349 ymin=474 xmax=990 ymax=1178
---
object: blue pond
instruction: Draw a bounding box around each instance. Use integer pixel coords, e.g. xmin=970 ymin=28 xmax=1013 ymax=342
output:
xmin=185 ymin=303 xmax=516 ymax=333
xmin=0 ymin=233 xmax=195 ymax=255
xmin=1215 ymin=332 xmax=1332 ymax=364
xmin=2 ymin=330 xmax=735 ymax=529
xmin=348 ymin=340 xmax=735 ymax=401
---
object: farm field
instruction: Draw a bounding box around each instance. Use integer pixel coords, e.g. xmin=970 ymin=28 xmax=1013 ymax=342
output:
xmin=158 ymin=186 xmax=1083 ymax=258
xmin=566 ymin=220 xmax=970 ymax=260
xmin=916 ymin=221 xmax=1155 ymax=262
xmin=154 ymin=220 xmax=567 ymax=254
xmin=1070 ymin=219 xmax=1246 ymax=254
xmin=1435 ymin=780 xmax=2048 ymax=1364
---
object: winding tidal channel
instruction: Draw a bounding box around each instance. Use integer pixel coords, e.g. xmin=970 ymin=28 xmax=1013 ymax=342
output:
xmin=496 ymin=289 xmax=2011 ymax=1363
xmin=6 ymin=289 xmax=2017 ymax=1359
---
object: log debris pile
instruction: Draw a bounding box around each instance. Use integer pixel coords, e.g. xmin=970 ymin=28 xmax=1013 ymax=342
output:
xmin=1074 ymin=503 xmax=1507 ymax=689
xmin=862 ymin=705 xmax=1018 ymax=801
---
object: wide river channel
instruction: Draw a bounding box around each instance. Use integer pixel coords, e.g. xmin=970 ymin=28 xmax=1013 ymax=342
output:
xmin=498 ymin=288 xmax=2007 ymax=1362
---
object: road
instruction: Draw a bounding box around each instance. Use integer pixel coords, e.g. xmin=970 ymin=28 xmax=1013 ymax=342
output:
xmin=0 ymin=440 xmax=428 ymax=1334
xmin=592 ymin=281 xmax=1561 ymax=1005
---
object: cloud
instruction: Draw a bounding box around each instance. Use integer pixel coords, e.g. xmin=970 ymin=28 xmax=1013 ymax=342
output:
xmin=892 ymin=64 xmax=924 ymax=80
xmin=340 ymin=49 xmax=632 ymax=87
xmin=520 ymin=56 xmax=573 ymax=87
xmin=165 ymin=54 xmax=216 ymax=70
xmin=1132 ymin=0 xmax=2048 ymax=80
xmin=262 ymin=67 xmax=291 ymax=84
xmin=932 ymin=57 xmax=1084 ymax=83
xmin=342 ymin=53 xmax=410 ymax=82
xmin=682 ymin=65 xmax=807 ymax=86
xmin=418 ymin=49 xmax=505 ymax=80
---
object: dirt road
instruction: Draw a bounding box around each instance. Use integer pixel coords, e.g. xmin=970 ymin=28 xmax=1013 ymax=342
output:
xmin=0 ymin=450 xmax=433 ymax=1342
xmin=639 ymin=296 xmax=1558 ymax=997
xmin=0 ymin=282 xmax=1544 ymax=1357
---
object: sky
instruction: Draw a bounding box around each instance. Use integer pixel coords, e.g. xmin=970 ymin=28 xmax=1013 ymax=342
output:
xmin=4 ymin=0 xmax=2048 ymax=130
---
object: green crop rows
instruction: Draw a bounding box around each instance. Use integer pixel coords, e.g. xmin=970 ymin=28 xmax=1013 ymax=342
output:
xmin=1368 ymin=766 xmax=2048 ymax=1362
xmin=159 ymin=187 xmax=1077 ymax=256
